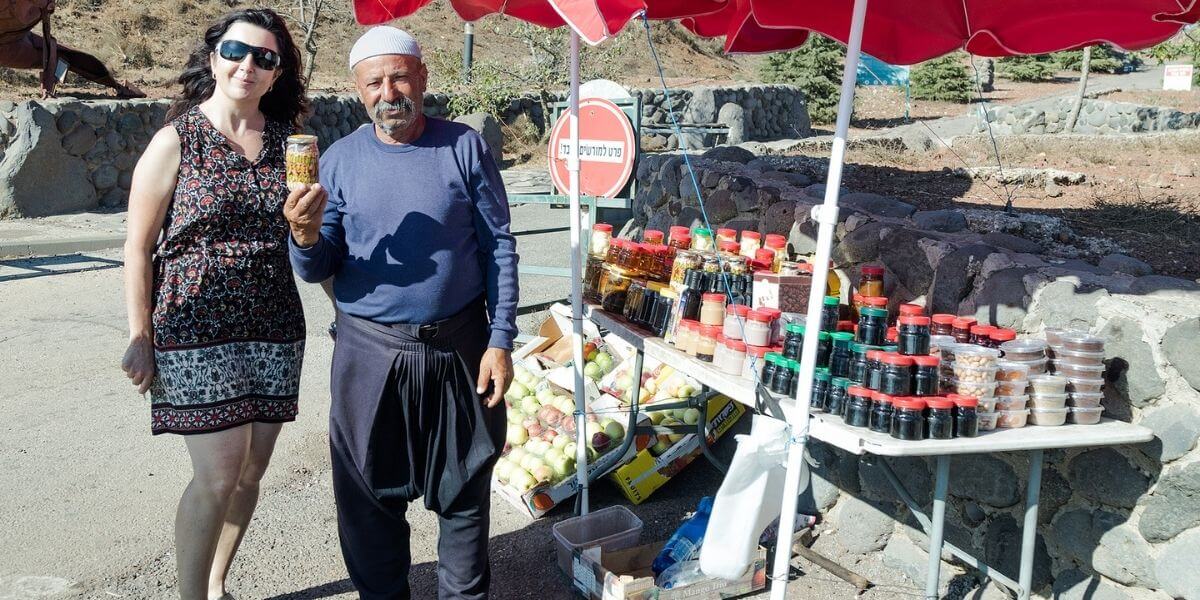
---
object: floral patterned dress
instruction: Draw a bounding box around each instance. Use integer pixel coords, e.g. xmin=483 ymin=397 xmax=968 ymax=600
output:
xmin=148 ymin=106 xmax=305 ymax=435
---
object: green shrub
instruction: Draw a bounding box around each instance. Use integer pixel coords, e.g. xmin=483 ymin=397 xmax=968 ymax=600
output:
xmin=759 ymin=35 xmax=846 ymax=123
xmin=910 ymin=53 xmax=974 ymax=102
xmin=1053 ymin=44 xmax=1136 ymax=74
xmin=997 ymin=55 xmax=1056 ymax=82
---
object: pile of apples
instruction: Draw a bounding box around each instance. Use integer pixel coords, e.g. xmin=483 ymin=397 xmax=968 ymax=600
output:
xmin=496 ymin=363 xmax=627 ymax=493
xmin=605 ymin=363 xmax=700 ymax=406
xmin=582 ymin=340 xmax=615 ymax=382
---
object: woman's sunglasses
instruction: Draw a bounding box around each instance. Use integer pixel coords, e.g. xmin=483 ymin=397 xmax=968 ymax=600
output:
xmin=216 ymin=39 xmax=281 ymax=71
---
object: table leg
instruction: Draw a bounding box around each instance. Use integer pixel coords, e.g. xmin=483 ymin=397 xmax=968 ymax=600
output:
xmin=925 ymin=456 xmax=950 ymax=600
xmin=1018 ymin=449 xmax=1044 ymax=600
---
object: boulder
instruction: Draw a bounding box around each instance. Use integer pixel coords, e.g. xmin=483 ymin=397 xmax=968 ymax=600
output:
xmin=1099 ymin=317 xmax=1165 ymax=407
xmin=912 ymin=209 xmax=968 ymax=233
xmin=1161 ymin=318 xmax=1200 ymax=392
xmin=1139 ymin=461 xmax=1200 ymax=543
xmin=453 ymin=113 xmax=503 ymax=158
xmin=0 ymin=103 xmax=97 ymax=216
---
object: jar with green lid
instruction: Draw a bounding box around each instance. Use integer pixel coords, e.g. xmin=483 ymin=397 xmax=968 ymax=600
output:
xmin=692 ymin=228 xmax=715 ymax=252
xmin=827 ymin=376 xmax=851 ymax=417
xmin=821 ymin=296 xmax=841 ymax=332
xmin=811 ymin=368 xmax=832 ymax=411
xmin=857 ymin=306 xmax=888 ymax=346
xmin=761 ymin=352 xmax=782 ymax=389
xmin=829 ymin=332 xmax=855 ymax=378
xmin=848 ymin=343 xmax=874 ymax=384
xmin=816 ymin=330 xmax=833 ymax=368
xmin=770 ymin=357 xmax=795 ymax=395
xmin=783 ymin=323 xmax=805 ymax=361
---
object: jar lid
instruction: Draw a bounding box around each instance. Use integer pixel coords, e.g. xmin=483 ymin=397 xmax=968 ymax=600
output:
xmin=758 ymin=307 xmax=782 ymax=319
xmin=643 ymin=228 xmax=663 ymax=238
xmin=861 ymin=307 xmax=889 ymax=318
xmin=765 ymin=234 xmax=786 ymax=248
xmin=848 ymin=385 xmax=872 ymax=397
xmin=925 ymin=397 xmax=955 ymax=410
xmin=948 ymin=394 xmax=979 ymax=407
xmin=786 ymin=322 xmax=802 ymax=333
xmin=832 ymin=376 xmax=850 ymax=388
xmin=873 ymin=391 xmax=894 ymax=404
xmin=677 ymin=234 xmax=692 ymax=245
xmin=832 ymin=331 xmax=855 ymax=342
xmin=1001 ymin=339 xmax=1048 ymax=353
xmin=287 ymin=134 xmax=319 ymax=144
xmin=813 ymin=368 xmax=831 ymax=381
xmin=726 ymin=338 xmax=747 ymax=352
xmin=931 ymin=314 xmax=957 ymax=325
xmin=749 ymin=310 xmax=773 ymax=323
xmin=717 ymin=228 xmax=736 ymax=237
xmin=592 ymin=223 xmax=613 ymax=232
xmin=727 ymin=303 xmax=751 ymax=316
xmin=670 ymin=226 xmax=689 ymax=236
xmin=823 ymin=296 xmax=840 ymax=306
xmin=700 ymin=324 xmax=722 ymax=336
xmin=765 ymin=352 xmax=781 ymax=363
xmin=897 ymin=398 xmax=928 ymax=410
xmin=694 ymin=228 xmax=712 ymax=236
xmin=702 ymin=293 xmax=727 ymax=303
xmin=817 ymin=331 xmax=832 ymax=340
xmin=886 ymin=327 xmax=898 ymax=342
xmin=756 ymin=248 xmax=776 ymax=261
xmin=741 ymin=231 xmax=761 ymax=240
xmin=898 ymin=304 xmax=925 ymax=316
xmin=911 ymin=355 xmax=940 ymax=367
xmin=719 ymin=241 xmax=740 ymax=253
xmin=952 ymin=317 xmax=978 ymax=329
xmin=881 ymin=353 xmax=915 ymax=366
xmin=990 ymin=328 xmax=1017 ymax=342
xmin=882 ymin=344 xmax=899 ymax=353
xmin=680 ymin=319 xmax=699 ymax=331
xmin=862 ymin=296 xmax=889 ymax=308
xmin=850 ymin=342 xmax=866 ymax=353
xmin=867 ymin=349 xmax=886 ymax=361
xmin=898 ymin=315 xmax=932 ymax=326
xmin=970 ymin=324 xmax=996 ymax=335
xmin=861 ymin=265 xmax=885 ymax=276
xmin=747 ymin=344 xmax=771 ymax=357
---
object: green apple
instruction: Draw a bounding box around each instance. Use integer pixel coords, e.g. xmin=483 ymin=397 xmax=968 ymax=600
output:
xmin=547 ymin=453 xmax=576 ymax=479
xmin=508 ymin=468 xmax=535 ymax=492
xmin=648 ymin=410 xmax=668 ymax=425
xmin=520 ymin=396 xmax=540 ymax=416
xmin=644 ymin=379 xmax=658 ymax=395
xmin=536 ymin=387 xmax=556 ymax=404
xmin=600 ymin=418 xmax=625 ymax=441
xmin=617 ymin=374 xmax=634 ymax=391
xmin=506 ymin=423 xmax=528 ymax=446
xmin=585 ymin=421 xmax=603 ymax=440
xmin=552 ymin=434 xmax=570 ymax=450
xmin=677 ymin=384 xmax=697 ymax=398
xmin=683 ymin=408 xmax=702 ymax=425
xmin=649 ymin=437 xmax=671 ymax=456
xmin=520 ymin=454 xmax=545 ymax=472
xmin=594 ymin=352 xmax=614 ymax=372
xmin=507 ymin=410 xmax=523 ymax=424
xmin=494 ymin=457 xmax=514 ymax=483
xmin=506 ymin=446 xmax=527 ymax=464
xmin=531 ymin=464 xmax=554 ymax=484
xmin=662 ymin=417 xmax=686 ymax=443
xmin=544 ymin=448 xmax=564 ymax=464
xmin=506 ymin=381 xmax=529 ymax=399
xmin=583 ymin=361 xmax=603 ymax=381
xmin=563 ymin=442 xmax=578 ymax=458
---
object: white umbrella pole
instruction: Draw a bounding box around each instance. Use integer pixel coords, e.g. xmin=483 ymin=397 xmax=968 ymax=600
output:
xmin=567 ymin=31 xmax=590 ymax=516
xmin=768 ymin=0 xmax=868 ymax=597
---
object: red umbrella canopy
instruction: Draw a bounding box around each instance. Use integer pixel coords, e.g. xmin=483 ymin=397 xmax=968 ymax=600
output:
xmin=354 ymin=0 xmax=1198 ymax=61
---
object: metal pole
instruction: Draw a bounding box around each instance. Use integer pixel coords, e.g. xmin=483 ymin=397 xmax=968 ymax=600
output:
xmin=1018 ymin=449 xmax=1044 ymax=600
xmin=925 ymin=457 xmax=950 ymax=600
xmin=768 ymin=1 xmax=869 ymax=598
xmin=568 ymin=32 xmax=590 ymax=516
xmin=462 ymin=22 xmax=474 ymax=85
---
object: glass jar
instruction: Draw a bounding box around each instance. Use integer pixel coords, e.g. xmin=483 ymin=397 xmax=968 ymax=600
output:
xmin=845 ymin=386 xmax=874 ymax=428
xmin=674 ymin=319 xmax=697 ymax=354
xmin=926 ymin=398 xmax=955 ymax=440
xmin=970 ymin=324 xmax=996 ymax=346
xmin=952 ymin=317 xmax=977 ymax=343
xmin=700 ymin=293 xmax=726 ymax=326
xmin=754 ymin=247 xmax=776 ymax=273
xmin=815 ymin=331 xmax=833 ymax=369
xmin=701 ymin=255 xmax=722 ymax=276
xmin=857 ymin=307 xmax=888 ymax=346
xmin=741 ymin=310 xmax=772 ymax=347
xmin=829 ymin=332 xmax=855 ymax=378
xmin=670 ymin=250 xmax=701 ymax=291
xmin=811 ymin=369 xmax=831 ymax=411
xmin=623 ymin=279 xmax=647 ymax=322
xmin=717 ymin=240 xmax=740 ymax=259
xmin=783 ymin=323 xmax=805 ymax=361
xmin=880 ymin=354 xmax=914 ymax=396
xmin=723 ymin=303 xmax=750 ymax=340
xmin=286 ymin=134 xmax=320 ymax=191
xmin=643 ymin=229 xmax=664 ymax=245
xmin=692 ymin=228 xmax=715 ymax=252
xmin=912 ymin=355 xmax=940 ymax=396
xmin=858 ymin=265 xmax=885 ymax=298
xmin=898 ymin=303 xmax=924 ymax=318
xmin=599 ymin=265 xmax=633 ymax=313
xmin=866 ymin=349 xmax=886 ymax=391
xmin=952 ymin=395 xmax=979 ymax=438
xmin=870 ymin=392 xmax=896 ymax=433
xmin=669 ymin=234 xmax=692 ymax=251
xmin=891 ymin=398 xmax=927 ymax=441
xmin=826 ymin=377 xmax=849 ymax=417
xmin=848 ymin=343 xmax=872 ymax=384
xmin=696 ymin=324 xmax=720 ymax=362
xmin=716 ymin=228 xmax=737 ymax=246
xmin=605 ymin=238 xmax=623 ymax=265
xmin=758 ymin=307 xmax=783 ymax=345
xmin=931 ymin=314 xmax=956 ymax=337
xmin=743 ymin=344 xmax=771 ymax=381
xmin=990 ymin=328 xmax=1017 ymax=347
xmin=715 ymin=338 xmax=747 ymax=376
xmin=898 ymin=315 xmax=932 ymax=356
xmin=640 ymin=282 xmax=664 ymax=327
xmin=652 ymin=288 xmax=677 ymax=337
xmin=821 ymin=296 xmax=841 ymax=332
xmin=589 ymin=223 xmax=613 ymax=258
xmin=762 ymin=353 xmax=781 ymax=389
xmin=724 ymin=255 xmax=749 ymax=276
xmin=770 ymin=358 xmax=795 ymax=395
xmin=739 ymin=231 xmax=762 ymax=259
xmin=583 ymin=255 xmax=605 ymax=302
xmin=764 ymin=234 xmax=787 ymax=271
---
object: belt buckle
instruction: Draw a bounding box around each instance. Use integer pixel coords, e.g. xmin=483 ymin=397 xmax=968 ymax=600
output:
xmin=418 ymin=323 xmax=439 ymax=341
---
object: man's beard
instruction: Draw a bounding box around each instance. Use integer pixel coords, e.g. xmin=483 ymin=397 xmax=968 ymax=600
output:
xmin=372 ymin=97 xmax=417 ymax=135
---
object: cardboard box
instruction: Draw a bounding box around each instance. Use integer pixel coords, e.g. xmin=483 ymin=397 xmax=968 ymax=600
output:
xmin=751 ymin=268 xmax=848 ymax=313
xmin=570 ymin=542 xmax=768 ymax=599
xmin=608 ymin=395 xmax=744 ymax=505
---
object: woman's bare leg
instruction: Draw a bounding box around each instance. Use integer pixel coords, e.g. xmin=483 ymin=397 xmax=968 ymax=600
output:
xmin=177 ymin=426 xmax=252 ymax=600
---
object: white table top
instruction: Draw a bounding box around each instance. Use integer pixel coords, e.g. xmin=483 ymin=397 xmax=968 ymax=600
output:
xmin=582 ymin=303 xmax=1155 ymax=457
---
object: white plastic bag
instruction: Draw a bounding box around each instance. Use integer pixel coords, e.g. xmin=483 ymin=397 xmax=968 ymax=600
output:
xmin=700 ymin=414 xmax=805 ymax=580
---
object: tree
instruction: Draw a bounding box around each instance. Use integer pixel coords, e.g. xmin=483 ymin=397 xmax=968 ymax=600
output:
xmin=996 ymin=55 xmax=1056 ymax=82
xmin=760 ymin=35 xmax=846 ymax=123
xmin=1054 ymin=44 xmax=1134 ymax=74
xmin=910 ymin=53 xmax=974 ymax=103
xmin=1065 ymin=46 xmax=1092 ymax=131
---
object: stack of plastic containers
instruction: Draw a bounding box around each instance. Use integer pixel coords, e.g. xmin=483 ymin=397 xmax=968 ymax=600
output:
xmin=1046 ymin=329 xmax=1107 ymax=425
xmin=950 ymin=346 xmax=1012 ymax=428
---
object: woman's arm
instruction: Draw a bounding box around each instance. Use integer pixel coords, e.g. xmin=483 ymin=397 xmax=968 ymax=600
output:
xmin=120 ymin=125 xmax=180 ymax=394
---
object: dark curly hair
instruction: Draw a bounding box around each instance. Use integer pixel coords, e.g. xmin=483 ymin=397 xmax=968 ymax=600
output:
xmin=166 ymin=9 xmax=308 ymax=127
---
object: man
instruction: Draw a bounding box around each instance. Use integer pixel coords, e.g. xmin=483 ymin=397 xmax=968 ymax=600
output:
xmin=284 ymin=26 xmax=518 ymax=600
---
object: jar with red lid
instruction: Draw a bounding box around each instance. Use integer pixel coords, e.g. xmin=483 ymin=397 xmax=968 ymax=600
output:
xmin=758 ymin=307 xmax=784 ymax=345
xmin=744 ymin=309 xmax=774 ymax=347
xmin=739 ymin=231 xmax=762 ymax=259
xmin=898 ymin=303 xmax=925 ymax=318
xmin=886 ymin=326 xmax=899 ymax=344
xmin=879 ymin=354 xmax=915 ymax=395
xmin=695 ymin=324 xmax=721 ymax=362
xmin=950 ymin=395 xmax=979 ymax=437
xmin=925 ymin=397 xmax=955 ymax=439
xmin=668 ymin=226 xmax=691 ymax=250
xmin=970 ymin=324 xmax=996 ymax=346
xmin=716 ymin=228 xmax=737 ymax=246
xmin=755 ymin=247 xmax=777 ymax=272
xmin=643 ymin=229 xmax=664 ymax=244
xmin=891 ymin=398 xmax=927 ymax=440
xmin=858 ymin=265 xmax=885 ymax=298
xmin=764 ymin=234 xmax=786 ymax=270
xmin=714 ymin=336 xmax=747 ymax=375
xmin=931 ymin=314 xmax=956 ymax=337
xmin=590 ymin=223 xmax=613 ymax=258
xmin=723 ymin=303 xmax=751 ymax=340
xmin=952 ymin=317 xmax=978 ymax=343
xmin=989 ymin=328 xmax=1017 ymax=347
xmin=718 ymin=240 xmax=740 ymax=259
xmin=911 ymin=355 xmax=940 ymax=396
xmin=898 ymin=315 xmax=932 ymax=356
xmin=870 ymin=392 xmax=896 ymax=433
xmin=866 ymin=349 xmax=887 ymax=390
xmin=699 ymin=293 xmax=727 ymax=327
xmin=844 ymin=386 xmax=874 ymax=428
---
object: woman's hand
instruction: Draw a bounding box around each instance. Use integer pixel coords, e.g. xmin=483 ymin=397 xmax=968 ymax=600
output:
xmin=121 ymin=336 xmax=156 ymax=395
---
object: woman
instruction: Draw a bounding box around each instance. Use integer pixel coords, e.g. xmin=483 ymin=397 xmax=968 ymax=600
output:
xmin=120 ymin=9 xmax=324 ymax=600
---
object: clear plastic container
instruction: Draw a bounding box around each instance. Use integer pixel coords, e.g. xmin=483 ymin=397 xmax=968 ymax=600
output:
xmin=1000 ymin=339 xmax=1048 ymax=362
xmin=1044 ymin=327 xmax=1071 ymax=347
xmin=1055 ymin=362 xmax=1105 ymax=380
xmin=1030 ymin=392 xmax=1068 ymax=409
xmin=977 ymin=397 xmax=998 ymax=413
xmin=1008 ymin=357 xmax=1049 ymax=375
xmin=1055 ymin=347 xmax=1106 ymax=367
xmin=978 ymin=411 xmax=999 ymax=431
xmin=951 ymin=378 xmax=997 ymax=398
xmin=997 ymin=380 xmax=1030 ymax=396
xmin=996 ymin=409 xmax=1030 ymax=428
xmin=552 ymin=505 xmax=643 ymax=577
xmin=1029 ymin=407 xmax=1069 ymax=426
xmin=1060 ymin=332 xmax=1105 ymax=353
xmin=995 ymin=360 xmax=1031 ymax=382
xmin=1069 ymin=391 xmax=1104 ymax=408
xmin=929 ymin=335 xmax=956 ymax=357
xmin=1029 ymin=374 xmax=1068 ymax=395
xmin=1070 ymin=407 xmax=1104 ymax=425
xmin=995 ymin=395 xmax=1029 ymax=411
xmin=955 ymin=345 xmax=1001 ymax=369
xmin=952 ymin=362 xmax=999 ymax=383
xmin=1067 ymin=378 xmax=1104 ymax=394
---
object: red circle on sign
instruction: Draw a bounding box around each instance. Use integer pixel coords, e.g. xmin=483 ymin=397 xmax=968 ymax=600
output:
xmin=547 ymin=97 xmax=637 ymax=199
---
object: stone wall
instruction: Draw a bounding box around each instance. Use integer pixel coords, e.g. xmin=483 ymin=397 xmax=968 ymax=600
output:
xmin=978 ymin=98 xmax=1200 ymax=136
xmin=629 ymin=149 xmax=1200 ymax=599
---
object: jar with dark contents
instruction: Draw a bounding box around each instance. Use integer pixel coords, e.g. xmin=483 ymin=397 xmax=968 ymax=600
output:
xmin=857 ymin=307 xmax=888 ymax=346
xmin=950 ymin=394 xmax=979 ymax=438
xmin=891 ymin=398 xmax=927 ymax=441
xmin=848 ymin=343 xmax=872 ymax=384
xmin=911 ymin=355 xmax=941 ymax=396
xmin=816 ymin=331 xmax=833 ymax=369
xmin=952 ymin=317 xmax=977 ymax=343
xmin=811 ymin=369 xmax=831 ymax=411
xmin=788 ymin=359 xmax=801 ymax=396
xmin=970 ymin=324 xmax=995 ymax=346
xmin=599 ymin=265 xmax=633 ymax=313
xmin=770 ymin=358 xmax=794 ymax=395
xmin=761 ymin=353 xmax=781 ymax=391
xmin=583 ymin=255 xmax=606 ymax=301
xmin=829 ymin=332 xmax=855 ymax=378
xmin=866 ymin=349 xmax=886 ymax=391
xmin=931 ymin=314 xmax=956 ymax=337
xmin=783 ymin=323 xmax=804 ymax=361
xmin=897 ymin=315 xmax=932 ymax=356
xmin=879 ymin=354 xmax=914 ymax=396
xmin=844 ymin=386 xmax=874 ymax=428
xmin=821 ymin=296 xmax=841 ymax=332
xmin=870 ymin=393 xmax=896 ymax=433
xmin=623 ymin=279 xmax=646 ymax=321
xmin=828 ymin=377 xmax=851 ymax=417
xmin=652 ymin=289 xmax=677 ymax=337
xmin=925 ymin=398 xmax=955 ymax=440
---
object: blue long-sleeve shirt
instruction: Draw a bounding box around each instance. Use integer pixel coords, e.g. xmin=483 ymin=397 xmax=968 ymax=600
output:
xmin=289 ymin=118 xmax=519 ymax=350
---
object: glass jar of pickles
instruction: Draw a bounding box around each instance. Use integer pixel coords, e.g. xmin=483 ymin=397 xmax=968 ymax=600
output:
xmin=670 ymin=250 xmax=700 ymax=290
xmin=285 ymin=134 xmax=319 ymax=191
xmin=739 ymin=231 xmax=761 ymax=259
xmin=764 ymin=234 xmax=787 ymax=270
xmin=716 ymin=228 xmax=737 ymax=246
xmin=692 ymin=228 xmax=715 ymax=252
xmin=590 ymin=223 xmax=613 ymax=258
xmin=643 ymin=229 xmax=664 ymax=244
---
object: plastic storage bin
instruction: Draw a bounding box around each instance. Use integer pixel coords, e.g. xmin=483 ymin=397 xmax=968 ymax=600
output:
xmin=1070 ymin=407 xmax=1104 ymax=424
xmin=552 ymin=505 xmax=644 ymax=578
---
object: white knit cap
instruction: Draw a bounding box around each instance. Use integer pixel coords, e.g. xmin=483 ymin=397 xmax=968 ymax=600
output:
xmin=348 ymin=26 xmax=422 ymax=69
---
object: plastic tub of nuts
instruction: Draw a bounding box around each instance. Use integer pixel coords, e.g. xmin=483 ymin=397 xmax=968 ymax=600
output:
xmin=1066 ymin=377 xmax=1104 ymax=394
xmin=1029 ymin=407 xmax=1069 ymax=426
xmin=1060 ymin=332 xmax=1105 ymax=353
xmin=995 ymin=360 xmax=1031 ymax=382
xmin=995 ymin=395 xmax=1029 ymax=411
xmin=1070 ymin=407 xmax=1104 ymax=425
xmin=1030 ymin=392 xmax=1068 ymax=409
xmin=1055 ymin=347 xmax=1106 ymax=367
xmin=955 ymin=346 xmax=1001 ymax=369
xmin=997 ymin=380 xmax=1029 ymax=396
xmin=1069 ymin=391 xmax=1104 ymax=408
xmin=950 ymin=378 xmax=997 ymax=398
xmin=996 ymin=409 xmax=1029 ymax=428
xmin=1055 ymin=362 xmax=1105 ymax=380
xmin=1000 ymin=339 xmax=1048 ymax=362
xmin=952 ymin=362 xmax=999 ymax=383
xmin=978 ymin=411 xmax=999 ymax=431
